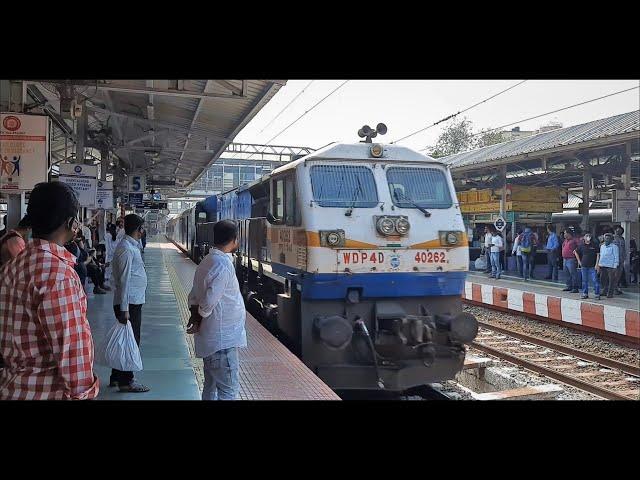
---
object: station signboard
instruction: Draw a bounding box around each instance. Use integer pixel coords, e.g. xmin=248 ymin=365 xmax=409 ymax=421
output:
xmin=0 ymin=113 xmax=50 ymax=192
xmin=128 ymin=192 xmax=144 ymax=206
xmin=96 ymin=180 xmax=114 ymax=209
xmin=613 ymin=190 xmax=639 ymax=222
xmin=129 ymin=173 xmax=146 ymax=194
xmin=58 ymin=164 xmax=98 ymax=207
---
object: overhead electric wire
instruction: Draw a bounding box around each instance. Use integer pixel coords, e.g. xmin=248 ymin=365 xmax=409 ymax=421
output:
xmin=419 ymin=84 xmax=640 ymax=151
xmin=391 ymin=80 xmax=528 ymax=144
xmin=244 ymin=80 xmax=349 ymax=161
xmin=258 ymin=80 xmax=315 ymax=134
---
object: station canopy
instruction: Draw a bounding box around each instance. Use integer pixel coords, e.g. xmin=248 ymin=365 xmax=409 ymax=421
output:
xmin=27 ymin=80 xmax=286 ymax=195
xmin=440 ymin=110 xmax=640 ymax=192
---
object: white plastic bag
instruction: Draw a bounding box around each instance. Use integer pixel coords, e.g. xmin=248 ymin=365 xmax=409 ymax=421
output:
xmin=474 ymin=256 xmax=487 ymax=271
xmin=95 ymin=321 xmax=143 ymax=371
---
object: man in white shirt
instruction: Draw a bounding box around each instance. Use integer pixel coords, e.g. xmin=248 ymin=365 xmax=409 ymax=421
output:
xmin=489 ymin=227 xmax=504 ymax=280
xmin=482 ymin=226 xmax=492 ymax=273
xmin=110 ymin=214 xmax=150 ymax=393
xmin=81 ymin=219 xmax=92 ymax=249
xmin=187 ymin=220 xmax=246 ymax=400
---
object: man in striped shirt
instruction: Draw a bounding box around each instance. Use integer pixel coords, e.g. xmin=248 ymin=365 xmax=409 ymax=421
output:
xmin=0 ymin=182 xmax=99 ymax=400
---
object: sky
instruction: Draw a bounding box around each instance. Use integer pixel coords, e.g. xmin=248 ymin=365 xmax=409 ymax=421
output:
xmin=233 ymin=80 xmax=640 ymax=153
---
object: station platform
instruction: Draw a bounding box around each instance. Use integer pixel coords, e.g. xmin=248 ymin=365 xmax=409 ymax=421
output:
xmin=86 ymin=238 xmax=339 ymax=400
xmin=86 ymin=241 xmax=200 ymax=400
xmin=463 ymin=272 xmax=640 ymax=342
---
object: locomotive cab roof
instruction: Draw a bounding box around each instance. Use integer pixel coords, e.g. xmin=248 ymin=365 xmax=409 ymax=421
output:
xmin=270 ymin=142 xmax=444 ymax=176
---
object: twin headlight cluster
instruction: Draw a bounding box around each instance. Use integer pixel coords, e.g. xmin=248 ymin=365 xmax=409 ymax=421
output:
xmin=375 ymin=215 xmax=410 ymax=236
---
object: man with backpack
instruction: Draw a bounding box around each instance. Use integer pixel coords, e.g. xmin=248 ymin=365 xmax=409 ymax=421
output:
xmin=518 ymin=227 xmax=536 ymax=282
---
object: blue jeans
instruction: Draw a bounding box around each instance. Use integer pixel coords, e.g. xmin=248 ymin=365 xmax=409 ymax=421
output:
xmin=521 ymin=252 xmax=531 ymax=280
xmin=516 ymin=255 xmax=524 ymax=277
xmin=563 ymin=258 xmax=580 ymax=290
xmin=202 ymin=347 xmax=240 ymax=400
xmin=490 ymin=252 xmax=502 ymax=278
xmin=547 ymin=249 xmax=559 ymax=280
xmin=581 ymin=267 xmax=600 ymax=296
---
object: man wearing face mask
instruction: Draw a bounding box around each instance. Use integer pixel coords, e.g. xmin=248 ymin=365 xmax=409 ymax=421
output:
xmin=0 ymin=215 xmax=31 ymax=266
xmin=574 ymin=233 xmax=600 ymax=300
xmin=110 ymin=214 xmax=150 ymax=392
xmin=598 ymin=233 xmax=620 ymax=299
xmin=0 ymin=182 xmax=99 ymax=400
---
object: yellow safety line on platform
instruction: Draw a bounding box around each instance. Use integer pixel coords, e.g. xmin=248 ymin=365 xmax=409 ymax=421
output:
xmin=162 ymin=247 xmax=205 ymax=393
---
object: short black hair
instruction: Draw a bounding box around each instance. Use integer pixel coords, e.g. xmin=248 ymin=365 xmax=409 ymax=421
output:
xmin=616 ymin=225 xmax=624 ymax=234
xmin=17 ymin=215 xmax=31 ymax=228
xmin=28 ymin=181 xmax=79 ymax=237
xmin=124 ymin=214 xmax=144 ymax=235
xmin=213 ymin=220 xmax=238 ymax=247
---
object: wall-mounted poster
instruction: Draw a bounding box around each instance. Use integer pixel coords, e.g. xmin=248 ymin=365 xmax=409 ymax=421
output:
xmin=0 ymin=113 xmax=50 ymax=191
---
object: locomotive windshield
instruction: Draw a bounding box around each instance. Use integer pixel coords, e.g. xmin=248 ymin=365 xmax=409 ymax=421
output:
xmin=310 ymin=165 xmax=378 ymax=207
xmin=386 ymin=167 xmax=453 ymax=209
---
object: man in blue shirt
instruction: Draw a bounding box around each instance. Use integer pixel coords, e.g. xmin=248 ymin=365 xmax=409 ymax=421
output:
xmin=544 ymin=224 xmax=560 ymax=281
xmin=598 ymin=233 xmax=620 ymax=298
xmin=187 ymin=220 xmax=246 ymax=400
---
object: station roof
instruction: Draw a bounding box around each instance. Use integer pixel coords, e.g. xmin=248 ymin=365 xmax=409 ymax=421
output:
xmin=27 ymin=80 xmax=286 ymax=193
xmin=441 ymin=110 xmax=640 ymax=172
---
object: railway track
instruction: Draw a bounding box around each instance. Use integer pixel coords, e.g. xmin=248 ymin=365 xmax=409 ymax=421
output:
xmin=472 ymin=322 xmax=640 ymax=401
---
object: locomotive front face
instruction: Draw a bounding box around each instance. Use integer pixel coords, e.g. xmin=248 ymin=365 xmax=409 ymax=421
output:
xmin=266 ymin=146 xmax=478 ymax=391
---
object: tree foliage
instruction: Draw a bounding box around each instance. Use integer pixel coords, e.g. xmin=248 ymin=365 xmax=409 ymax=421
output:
xmin=426 ymin=117 xmax=507 ymax=159
xmin=427 ymin=118 xmax=475 ymax=158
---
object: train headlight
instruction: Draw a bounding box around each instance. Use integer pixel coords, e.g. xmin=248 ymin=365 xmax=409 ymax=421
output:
xmin=395 ymin=217 xmax=410 ymax=235
xmin=320 ymin=230 xmax=345 ymax=247
xmin=376 ymin=216 xmax=396 ymax=236
xmin=370 ymin=144 xmax=384 ymax=158
xmin=440 ymin=231 xmax=462 ymax=246
xmin=327 ymin=232 xmax=340 ymax=246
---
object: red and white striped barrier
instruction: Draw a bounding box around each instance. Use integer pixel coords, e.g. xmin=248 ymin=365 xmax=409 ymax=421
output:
xmin=463 ymin=281 xmax=640 ymax=340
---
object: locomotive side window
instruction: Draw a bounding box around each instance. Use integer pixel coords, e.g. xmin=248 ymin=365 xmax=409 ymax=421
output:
xmin=271 ymin=173 xmax=299 ymax=225
xmin=274 ymin=179 xmax=284 ymax=220
xmin=387 ymin=167 xmax=453 ymax=209
xmin=310 ymin=165 xmax=378 ymax=207
xmin=284 ymin=175 xmax=297 ymax=225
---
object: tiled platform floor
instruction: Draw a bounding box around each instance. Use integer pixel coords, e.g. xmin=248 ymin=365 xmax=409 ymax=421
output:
xmin=86 ymin=240 xmax=200 ymax=400
xmin=162 ymin=240 xmax=340 ymax=400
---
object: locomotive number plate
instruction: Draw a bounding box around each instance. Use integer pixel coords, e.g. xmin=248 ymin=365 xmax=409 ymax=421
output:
xmin=337 ymin=249 xmax=449 ymax=272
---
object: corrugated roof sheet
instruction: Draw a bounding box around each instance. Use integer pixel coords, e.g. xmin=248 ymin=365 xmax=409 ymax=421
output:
xmin=442 ymin=110 xmax=640 ymax=170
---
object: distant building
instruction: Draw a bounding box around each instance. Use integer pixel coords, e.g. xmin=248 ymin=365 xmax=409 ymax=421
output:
xmin=538 ymin=121 xmax=564 ymax=133
xmin=501 ymin=126 xmax=536 ymax=141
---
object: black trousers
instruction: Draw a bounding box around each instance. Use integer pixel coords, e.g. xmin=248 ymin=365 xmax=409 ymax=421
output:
xmin=87 ymin=264 xmax=105 ymax=288
xmin=600 ymin=267 xmax=618 ymax=297
xmin=110 ymin=304 xmax=143 ymax=385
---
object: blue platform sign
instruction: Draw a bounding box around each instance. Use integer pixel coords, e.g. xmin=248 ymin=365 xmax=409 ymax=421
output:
xmin=128 ymin=193 xmax=144 ymax=206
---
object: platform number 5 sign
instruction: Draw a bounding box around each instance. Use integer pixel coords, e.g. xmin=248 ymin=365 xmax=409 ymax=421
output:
xmin=129 ymin=174 xmax=146 ymax=193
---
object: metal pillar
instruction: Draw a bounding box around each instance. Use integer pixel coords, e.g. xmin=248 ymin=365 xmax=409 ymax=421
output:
xmin=1 ymin=80 xmax=25 ymax=230
xmin=500 ymin=166 xmax=508 ymax=270
xmin=622 ymin=144 xmax=632 ymax=275
xmin=581 ymin=167 xmax=591 ymax=234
